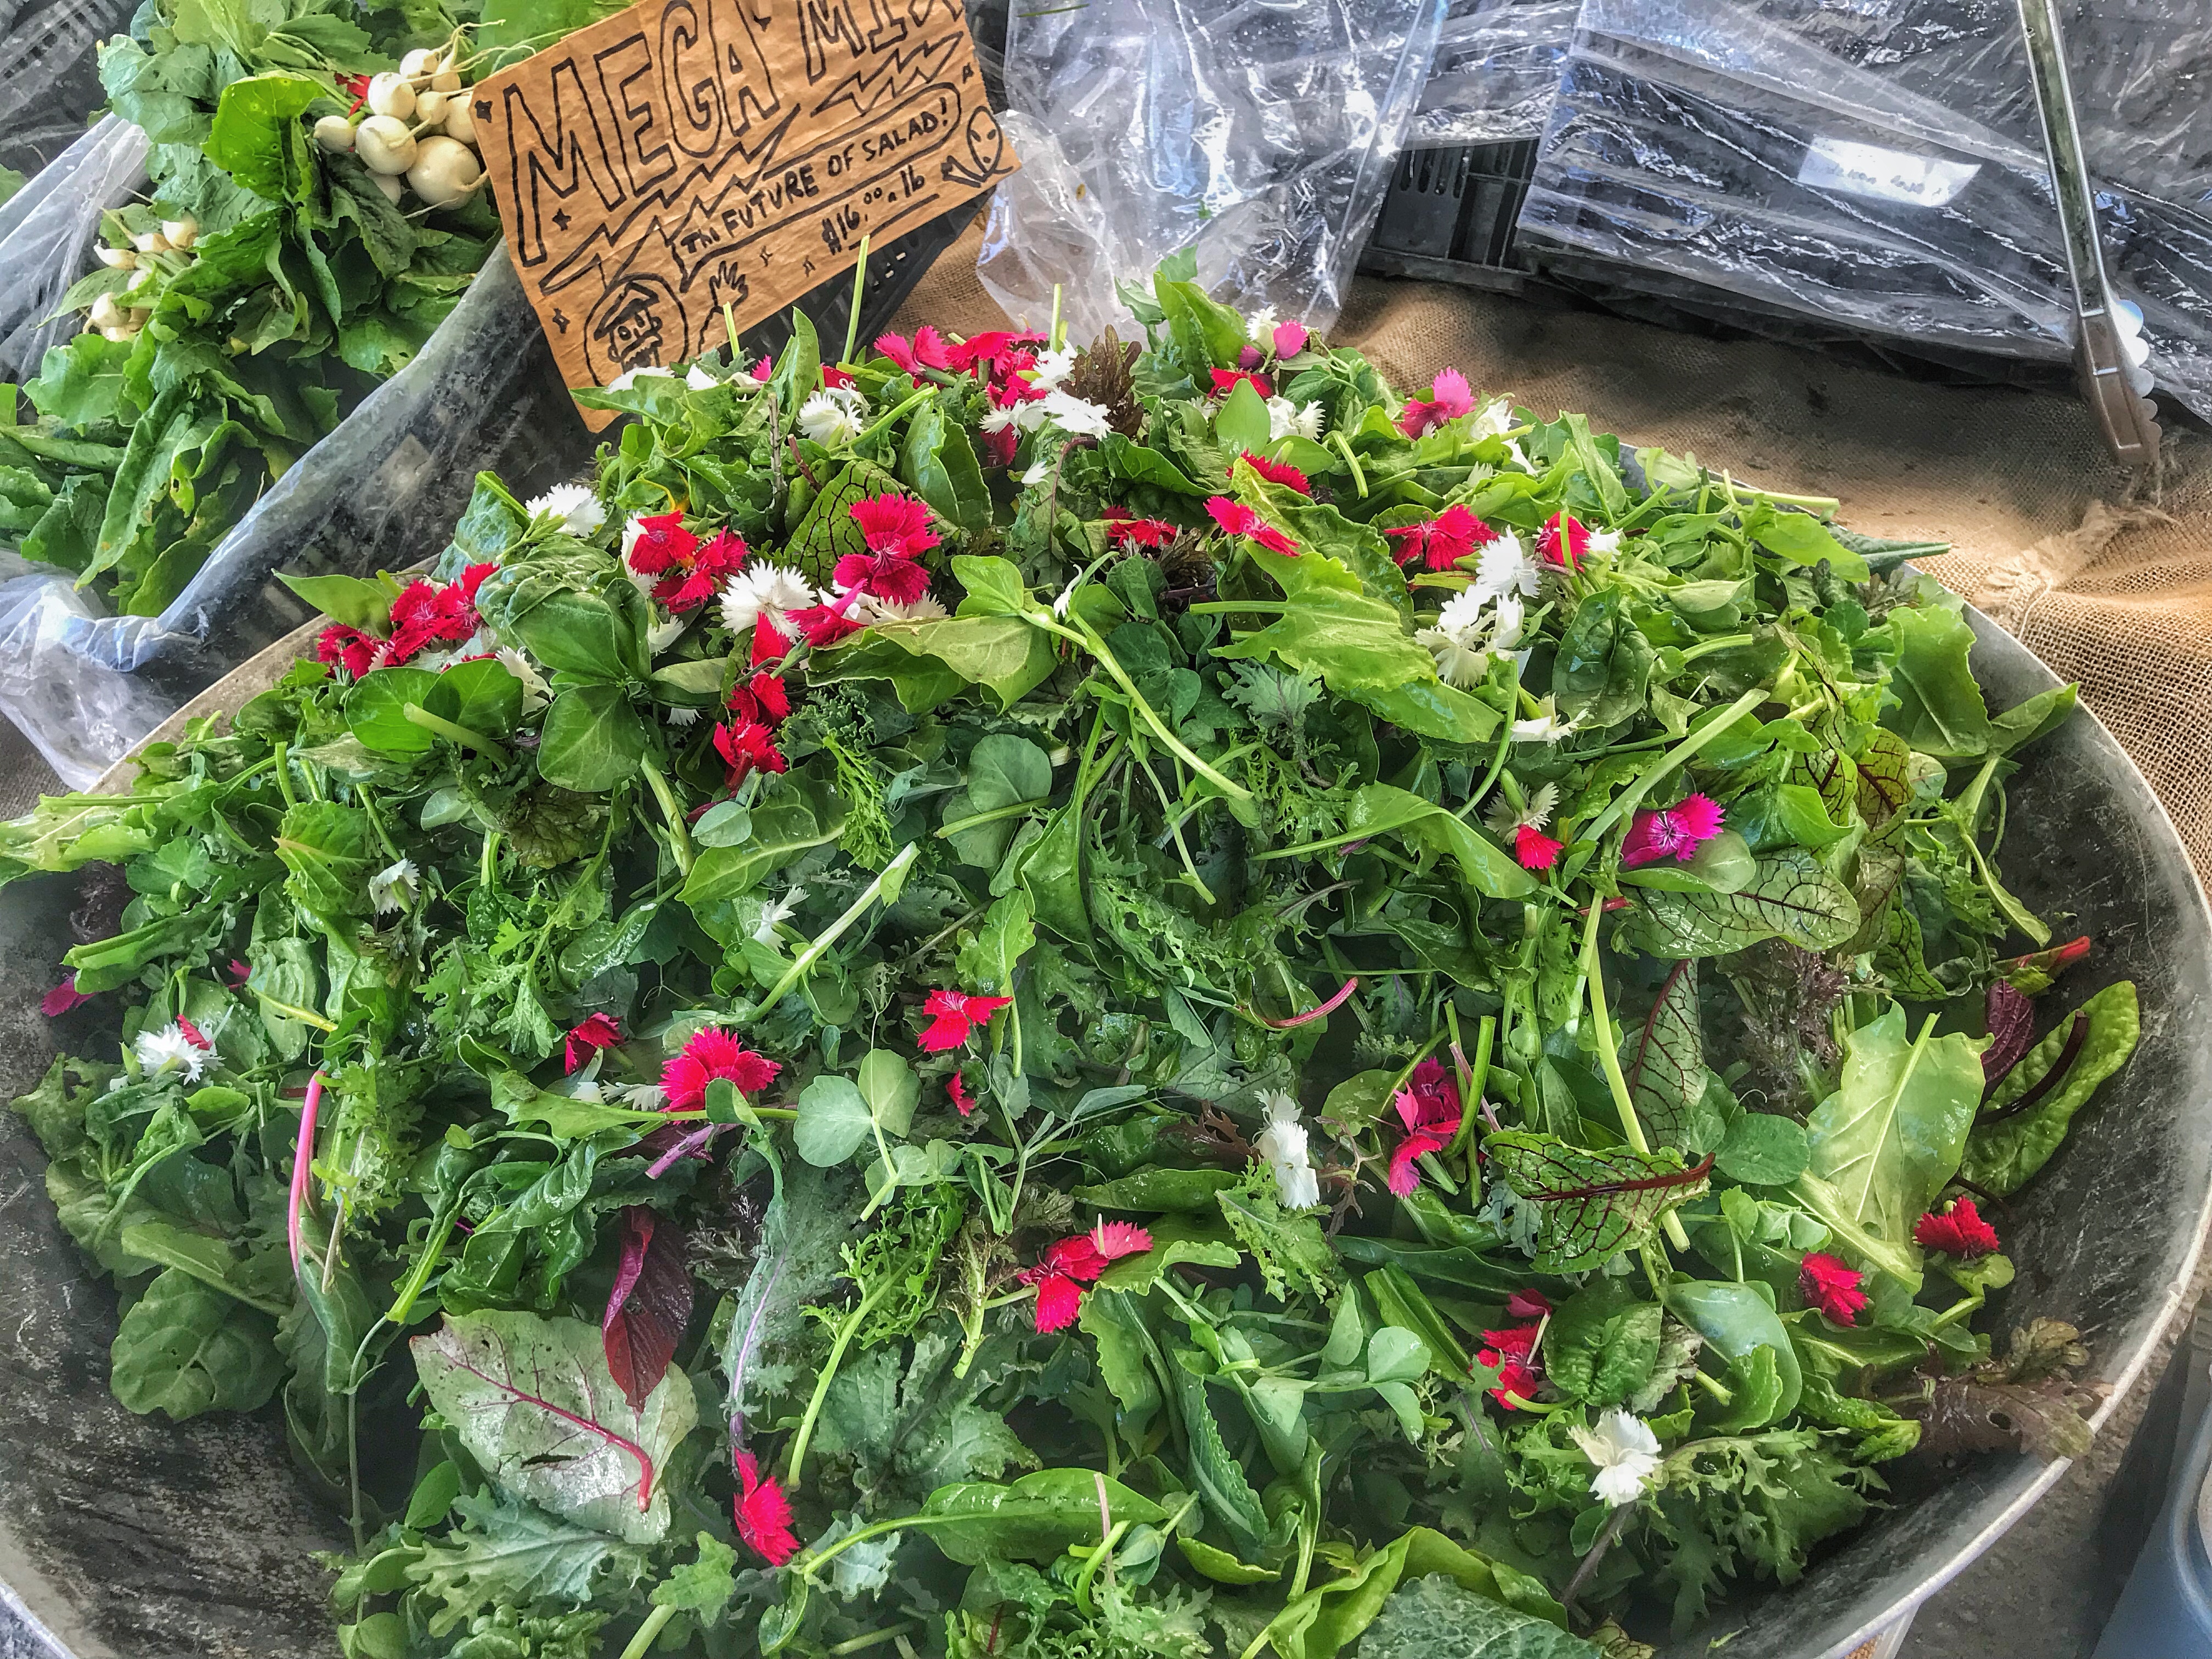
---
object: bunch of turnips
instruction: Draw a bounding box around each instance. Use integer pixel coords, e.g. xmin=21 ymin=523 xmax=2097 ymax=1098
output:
xmin=313 ymin=38 xmax=486 ymax=210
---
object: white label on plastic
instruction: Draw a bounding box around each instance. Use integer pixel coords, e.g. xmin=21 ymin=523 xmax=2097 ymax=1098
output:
xmin=1797 ymin=137 xmax=1981 ymax=208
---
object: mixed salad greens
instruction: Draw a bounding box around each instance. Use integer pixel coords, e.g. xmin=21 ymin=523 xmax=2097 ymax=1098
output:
xmin=4 ymin=258 xmax=2139 ymax=1659
xmin=0 ymin=0 xmax=603 ymax=615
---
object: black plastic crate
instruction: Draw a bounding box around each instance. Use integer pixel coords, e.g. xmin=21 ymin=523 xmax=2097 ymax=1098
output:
xmin=1362 ymin=140 xmax=1541 ymax=291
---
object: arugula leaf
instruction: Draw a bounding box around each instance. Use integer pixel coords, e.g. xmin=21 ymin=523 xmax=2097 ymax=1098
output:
xmin=405 ymin=1492 xmax=649 ymax=1638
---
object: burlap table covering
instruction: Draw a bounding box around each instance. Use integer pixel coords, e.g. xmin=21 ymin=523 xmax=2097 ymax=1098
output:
xmin=896 ymin=221 xmax=2212 ymax=887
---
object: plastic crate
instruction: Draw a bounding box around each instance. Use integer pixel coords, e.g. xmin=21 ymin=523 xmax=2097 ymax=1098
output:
xmin=1361 ymin=139 xmax=1541 ymax=291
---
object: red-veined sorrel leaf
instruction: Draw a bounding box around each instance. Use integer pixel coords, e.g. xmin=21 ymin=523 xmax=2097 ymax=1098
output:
xmin=1483 ymin=1131 xmax=1713 ymax=1272
xmin=1787 ymin=743 xmax=1856 ymax=823
xmin=411 ymin=1308 xmax=698 ymax=1543
xmin=1982 ymin=980 xmax=2037 ymax=1090
xmin=1619 ymin=847 xmax=1860 ymax=958
xmin=603 ymin=1207 xmax=695 ymax=1412
xmin=1855 ymin=727 xmax=1917 ymax=827
xmin=1626 ymin=959 xmax=1703 ymax=1148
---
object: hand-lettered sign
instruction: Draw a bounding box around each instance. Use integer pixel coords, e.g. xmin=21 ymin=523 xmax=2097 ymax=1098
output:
xmin=471 ymin=0 xmax=1017 ymax=421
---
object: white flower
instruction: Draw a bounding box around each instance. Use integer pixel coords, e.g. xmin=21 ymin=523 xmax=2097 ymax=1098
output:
xmin=1471 ymin=531 xmax=1540 ymax=605
xmin=1038 ymin=387 xmax=1113 ymax=438
xmin=979 ymin=402 xmax=1022 ymax=436
xmin=1417 ymin=626 xmax=1493 ymax=689
xmin=1485 ymin=781 xmax=1558 ymax=836
xmin=665 ymin=703 xmax=703 ymax=727
xmin=752 ymin=885 xmax=806 ymax=944
xmin=367 ymin=857 xmax=418 ymax=915
xmin=798 ymin=387 xmax=868 ymax=447
xmin=1254 ymin=1090 xmax=1320 ymax=1210
xmin=524 ymin=482 xmax=605 ymax=538
xmin=1491 ymin=592 xmax=1526 ymax=651
xmin=1020 ymin=457 xmax=1054 ymax=488
xmin=494 ymin=646 xmax=550 ymax=713
xmin=1586 ymin=528 xmax=1622 ymax=555
xmin=1511 ymin=696 xmax=1582 ymax=743
xmin=1468 ymin=396 xmax=1516 ymax=442
xmin=1051 ymin=579 xmax=1077 ymax=619
xmin=565 ymin=1078 xmax=606 ymax=1103
xmin=616 ymin=1083 xmax=666 ymax=1110
xmin=645 ymin=614 xmax=689 ymax=654
xmin=685 ymin=363 xmax=719 ymax=391
xmin=606 ymin=365 xmax=675 ymax=391
xmin=1432 ymin=588 xmax=1491 ymax=642
xmin=720 ymin=562 xmax=817 ymax=635
xmin=133 ymin=1022 xmax=208 ymax=1082
xmin=1029 ymin=343 xmax=1079 ymax=390
xmin=1267 ymin=396 xmax=1326 ymax=442
xmin=1570 ymin=1409 xmax=1663 ymax=1508
xmin=856 ymin=593 xmax=949 ymax=625
xmin=1246 ymin=304 xmax=1279 ymax=342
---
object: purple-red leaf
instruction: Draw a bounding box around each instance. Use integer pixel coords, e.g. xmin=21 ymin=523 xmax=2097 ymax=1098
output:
xmin=603 ymin=1207 xmax=694 ymax=1412
xmin=1982 ymin=979 xmax=2036 ymax=1090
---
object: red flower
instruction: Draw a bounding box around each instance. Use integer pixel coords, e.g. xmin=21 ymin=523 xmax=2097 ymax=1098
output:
xmin=1019 ymin=1221 xmax=1153 ymax=1332
xmin=340 ymin=72 xmax=370 ymax=111
xmin=1383 ymin=504 xmax=1493 ymax=572
xmin=1272 ymin=319 xmax=1309 ymax=358
xmin=1505 ymin=1288 xmax=1553 ymax=1321
xmin=564 ymin=1012 xmax=622 ymax=1074
xmin=749 ymin=614 xmax=793 ymax=667
xmin=1537 ymin=512 xmax=1591 ymax=569
xmin=1210 ymin=367 xmax=1273 ymax=399
xmin=660 ymin=1028 xmax=780 ymax=1112
xmin=627 ymin=511 xmax=696 ymax=575
xmin=629 ymin=516 xmax=746 ymax=613
xmin=917 ymin=989 xmax=1012 ymax=1053
xmin=1621 ymin=794 xmax=1724 ymax=868
xmin=1204 ymin=495 xmax=1297 ymax=556
xmin=383 ymin=575 xmax=483 ymax=665
xmin=874 ymin=325 xmax=956 ymax=377
xmin=733 ymin=1449 xmax=799 ymax=1566
xmin=40 ymin=975 xmax=91 ymax=1017
xmin=175 ymin=1017 xmax=213 ymax=1051
xmin=832 ymin=549 xmax=932 ymax=604
xmin=1387 ymin=1058 xmax=1463 ymax=1195
xmin=1800 ymin=1251 xmax=1867 ymax=1325
xmin=850 ymin=493 xmax=940 ymax=560
xmin=714 ymin=720 xmax=787 ymax=787
xmin=947 ymin=329 xmax=1047 ymax=373
xmin=226 ymin=958 xmax=252 ymax=987
xmin=1102 ymin=506 xmax=1177 ymax=546
xmin=1398 ymin=368 xmax=1474 ymax=438
xmin=820 ymin=363 xmax=856 ymax=390
xmin=726 ymin=671 xmax=791 ymax=727
xmin=1476 ymin=1322 xmax=1544 ymax=1408
xmin=1915 ymin=1198 xmax=2000 ymax=1259
xmin=315 ymin=623 xmax=377 ymax=679
xmin=782 ymin=603 xmax=864 ymax=649
xmin=979 ymin=421 xmax=1017 ymax=469
xmin=1514 ymin=824 xmax=1565 ymax=872
xmin=1239 ymin=451 xmax=1311 ymax=496
xmin=948 ymin=1069 xmax=977 ymax=1117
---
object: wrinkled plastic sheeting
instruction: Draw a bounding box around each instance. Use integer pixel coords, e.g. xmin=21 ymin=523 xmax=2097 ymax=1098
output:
xmin=0 ymin=115 xmax=148 ymax=383
xmin=1408 ymin=0 xmax=1581 ymax=147
xmin=978 ymin=0 xmax=1448 ymax=344
xmin=1515 ymin=0 xmax=2212 ymax=425
xmin=0 ymin=246 xmax=591 ymax=783
xmin=0 ymin=0 xmax=138 ymax=178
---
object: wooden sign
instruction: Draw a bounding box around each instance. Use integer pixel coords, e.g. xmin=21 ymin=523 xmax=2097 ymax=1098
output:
xmin=471 ymin=0 xmax=1017 ymax=423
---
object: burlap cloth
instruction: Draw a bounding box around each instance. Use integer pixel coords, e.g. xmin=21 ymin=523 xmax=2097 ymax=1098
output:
xmin=899 ymin=220 xmax=2212 ymax=888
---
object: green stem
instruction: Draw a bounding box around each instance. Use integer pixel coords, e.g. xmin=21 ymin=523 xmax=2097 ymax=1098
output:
xmin=841 ymin=234 xmax=870 ymax=367
xmin=934 ymin=795 xmax=1054 ymax=839
xmin=1579 ymin=685 xmax=1766 ymax=850
xmin=385 ymin=1204 xmax=461 ymax=1324
xmin=1330 ymin=431 xmax=1368 ymax=496
xmin=786 ymin=1273 xmax=899 ymax=1484
xmin=854 ymin=385 xmax=932 ymax=448
xmin=402 ymin=703 xmax=511 ymax=765
xmin=638 ymin=759 xmax=694 ymax=878
xmin=272 ymin=741 xmax=299 ymax=808
xmin=742 ymin=843 xmax=918 ymax=1018
xmin=1581 ymin=902 xmax=1692 ymax=1252
xmin=1675 ymin=631 xmax=1758 ymax=665
xmin=1043 ymin=614 xmax=1252 ymax=802
xmin=617 ymin=1603 xmax=676 ymax=1659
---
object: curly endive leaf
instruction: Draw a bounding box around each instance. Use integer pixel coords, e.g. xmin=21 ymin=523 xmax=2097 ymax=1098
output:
xmin=1620 ymin=848 xmax=1860 ymax=958
xmin=404 ymin=1491 xmax=648 ymax=1638
xmin=1484 ymin=1132 xmax=1712 ymax=1272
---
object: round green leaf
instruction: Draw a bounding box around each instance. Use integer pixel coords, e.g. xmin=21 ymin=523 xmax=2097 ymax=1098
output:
xmin=538 ymin=684 xmax=650 ymax=793
xmin=426 ymin=657 xmax=524 ymax=735
xmin=792 ymin=1074 xmax=871 ymax=1166
xmin=345 ymin=667 xmax=439 ymax=754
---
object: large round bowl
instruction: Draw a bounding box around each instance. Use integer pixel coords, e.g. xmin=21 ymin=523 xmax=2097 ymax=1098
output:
xmin=1 ymin=611 xmax=2206 ymax=1658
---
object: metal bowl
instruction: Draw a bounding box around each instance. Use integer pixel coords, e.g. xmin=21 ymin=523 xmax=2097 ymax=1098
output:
xmin=1 ymin=611 xmax=2205 ymax=1659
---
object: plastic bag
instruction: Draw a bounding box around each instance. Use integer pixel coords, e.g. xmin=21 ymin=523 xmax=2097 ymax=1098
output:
xmin=977 ymin=0 xmax=1448 ymax=343
xmin=0 ymin=0 xmax=138 ymax=179
xmin=1408 ymin=0 xmax=1579 ymax=147
xmin=1515 ymin=0 xmax=2212 ymax=425
xmin=0 ymin=556 xmax=173 ymax=788
xmin=0 ymin=114 xmax=147 ymax=382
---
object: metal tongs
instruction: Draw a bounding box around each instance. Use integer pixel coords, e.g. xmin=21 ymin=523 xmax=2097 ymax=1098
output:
xmin=2015 ymin=0 xmax=2162 ymax=469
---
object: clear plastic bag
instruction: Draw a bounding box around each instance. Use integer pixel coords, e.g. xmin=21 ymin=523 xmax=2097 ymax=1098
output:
xmin=0 ymin=114 xmax=148 ymax=382
xmin=1515 ymin=0 xmax=2212 ymax=424
xmin=0 ymin=0 xmax=138 ymax=178
xmin=1408 ymin=0 xmax=1581 ymax=147
xmin=977 ymin=0 xmax=1448 ymax=343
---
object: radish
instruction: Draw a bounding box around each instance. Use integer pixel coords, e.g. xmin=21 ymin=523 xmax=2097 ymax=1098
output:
xmin=415 ymin=89 xmax=449 ymax=125
xmin=399 ymin=47 xmax=436 ymax=79
xmin=357 ymin=116 xmax=417 ymax=176
xmin=366 ymin=72 xmax=415 ymax=119
xmin=371 ymin=172 xmax=405 ymax=205
xmin=90 ymin=294 xmax=124 ymax=330
xmin=314 ymin=114 xmax=356 ymax=153
xmin=443 ymin=95 xmax=477 ymax=146
xmin=407 ymin=136 xmax=482 ymax=208
xmin=100 ymin=325 xmax=136 ymax=342
xmin=94 ymin=245 xmax=136 ymax=270
xmin=161 ymin=216 xmax=197 ymax=251
xmin=131 ymin=230 xmax=171 ymax=254
xmin=428 ymin=49 xmax=462 ymax=93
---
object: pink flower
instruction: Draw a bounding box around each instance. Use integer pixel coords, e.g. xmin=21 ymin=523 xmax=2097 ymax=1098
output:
xmin=832 ymin=549 xmax=932 ymax=604
xmin=1537 ymin=512 xmax=1589 ymax=569
xmin=1476 ymin=1322 xmax=1543 ymax=1409
xmin=726 ymin=670 xmax=791 ymax=728
xmin=176 ymin=1017 xmax=213 ymax=1051
xmin=41 ymin=975 xmax=92 ymax=1017
xmin=1514 ymin=825 xmax=1565 ymax=872
xmin=564 ymin=1012 xmax=623 ymax=1074
xmin=315 ymin=624 xmax=377 ymax=679
xmin=1505 ymin=1289 xmax=1553 ymax=1321
xmin=1398 ymin=368 xmax=1474 ymax=438
xmin=1273 ymin=319 xmax=1309 ymax=358
xmin=1204 ymin=496 xmax=1297 ymax=556
xmin=782 ymin=603 xmax=864 ymax=650
xmin=1800 ymin=1251 xmax=1867 ymax=1325
xmin=1019 ymin=1221 xmax=1153 ymax=1332
xmin=917 ymin=989 xmax=1012 ymax=1053
xmin=1387 ymin=1058 xmax=1463 ymax=1195
xmin=734 ymin=1449 xmax=799 ymax=1565
xmin=749 ymin=357 xmax=772 ymax=382
xmin=1383 ymin=504 xmax=1492 ymax=571
xmin=1236 ymin=343 xmax=1266 ymax=371
xmin=850 ymin=494 xmax=940 ymax=560
xmin=1209 ymin=367 xmax=1273 ymax=399
xmin=1621 ymin=794 xmax=1724 ymax=868
xmin=1102 ymin=506 xmax=1177 ymax=547
xmin=946 ymin=329 xmax=1047 ymax=374
xmin=948 ymin=1069 xmax=977 ymax=1116
xmin=714 ymin=720 xmax=787 ymax=788
xmin=1915 ymin=1198 xmax=2000 ymax=1259
xmin=226 ymin=958 xmax=252 ymax=986
xmin=660 ymin=1028 xmax=780 ymax=1111
xmin=874 ymin=325 xmax=956 ymax=377
xmin=1239 ymin=451 xmax=1311 ymax=496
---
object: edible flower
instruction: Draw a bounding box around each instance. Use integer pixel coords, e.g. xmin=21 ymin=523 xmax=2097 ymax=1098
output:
xmin=1267 ymin=396 xmax=1326 ymax=441
xmin=1238 ymin=451 xmax=1311 ymax=495
xmin=1799 ymin=1251 xmax=1868 ymax=1325
xmin=948 ymin=1069 xmax=977 ymax=1116
xmin=1510 ymin=695 xmax=1581 ymax=743
xmin=874 ymin=325 xmax=956 ymax=378
xmin=660 ymin=1028 xmax=780 ymax=1112
xmin=1398 ymin=368 xmax=1474 ymax=438
xmin=315 ymin=623 xmax=377 ymax=679
xmin=1387 ymin=1058 xmax=1463 ymax=1194
xmin=1538 ymin=513 xmax=1618 ymax=568
xmin=1204 ymin=496 xmax=1297 ymax=556
xmin=134 ymin=1018 xmax=212 ymax=1082
xmin=1020 ymin=1221 xmax=1153 ymax=1332
xmin=564 ymin=1013 xmax=623 ymax=1075
xmin=1384 ymin=504 xmax=1491 ymax=572
xmin=917 ymin=989 xmax=1012 ymax=1053
xmin=1476 ymin=1320 xmax=1542 ymax=1408
xmin=1621 ymin=794 xmax=1724 ymax=867
xmin=1505 ymin=1288 xmax=1554 ymax=1321
xmin=367 ymin=857 xmax=418 ymax=915
xmin=1571 ymin=1410 xmax=1663 ymax=1506
xmin=1255 ymin=1089 xmax=1321 ymax=1210
xmin=734 ymin=1449 xmax=799 ymax=1565
xmin=720 ymin=562 xmax=817 ymax=663
xmin=1470 ymin=530 xmax=1540 ymax=604
xmin=797 ymin=386 xmax=867 ymax=447
xmin=41 ymin=974 xmax=92 ymax=1017
xmin=714 ymin=720 xmax=787 ymax=787
xmin=524 ymin=482 xmax=605 ymax=537
xmin=1915 ymin=1197 xmax=2001 ymax=1259
xmin=1209 ymin=367 xmax=1273 ymax=399
xmin=1488 ymin=782 xmax=1564 ymax=872
xmin=1102 ymin=506 xmax=1177 ymax=546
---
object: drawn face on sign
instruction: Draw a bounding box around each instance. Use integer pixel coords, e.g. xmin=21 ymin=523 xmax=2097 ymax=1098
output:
xmin=586 ymin=272 xmax=690 ymax=383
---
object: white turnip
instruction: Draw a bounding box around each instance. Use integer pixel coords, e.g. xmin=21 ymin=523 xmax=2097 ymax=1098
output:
xmin=407 ymin=136 xmax=483 ymax=209
xmin=357 ymin=116 xmax=417 ymax=176
xmin=313 ymin=114 xmax=356 ymax=153
xmin=366 ymin=72 xmax=415 ymax=120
